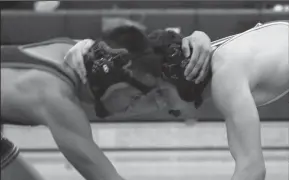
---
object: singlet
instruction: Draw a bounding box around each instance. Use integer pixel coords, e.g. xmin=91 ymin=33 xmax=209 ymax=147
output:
xmin=1 ymin=38 xmax=81 ymax=92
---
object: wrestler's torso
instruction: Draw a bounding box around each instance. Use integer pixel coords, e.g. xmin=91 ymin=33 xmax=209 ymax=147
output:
xmin=0 ymin=40 xmax=91 ymax=125
xmin=1 ymin=39 xmax=80 ymax=88
xmin=0 ymin=39 xmax=180 ymax=123
xmin=211 ymin=21 xmax=289 ymax=107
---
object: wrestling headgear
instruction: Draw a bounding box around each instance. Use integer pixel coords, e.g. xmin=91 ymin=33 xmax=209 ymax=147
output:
xmin=83 ymin=40 xmax=153 ymax=117
xmin=148 ymin=30 xmax=211 ymax=108
xmin=148 ymin=30 xmax=190 ymax=80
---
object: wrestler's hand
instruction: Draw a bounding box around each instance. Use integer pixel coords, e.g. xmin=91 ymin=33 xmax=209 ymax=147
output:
xmin=182 ymin=31 xmax=212 ymax=83
xmin=64 ymin=39 xmax=95 ymax=84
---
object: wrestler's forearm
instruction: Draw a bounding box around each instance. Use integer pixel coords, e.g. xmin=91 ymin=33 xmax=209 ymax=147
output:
xmin=41 ymin=95 xmax=124 ymax=180
xmin=55 ymin=132 xmax=123 ymax=180
xmin=232 ymin=164 xmax=266 ymax=180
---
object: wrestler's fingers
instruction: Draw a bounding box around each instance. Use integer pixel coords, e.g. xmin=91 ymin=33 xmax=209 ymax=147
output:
xmin=190 ymin=48 xmax=208 ymax=83
xmin=64 ymin=41 xmax=82 ymax=60
xmin=64 ymin=47 xmax=73 ymax=62
xmin=64 ymin=40 xmax=94 ymax=84
xmin=74 ymin=49 xmax=87 ymax=84
xmin=66 ymin=49 xmax=86 ymax=84
xmin=195 ymin=55 xmax=210 ymax=84
xmin=66 ymin=47 xmax=83 ymax=69
xmin=64 ymin=39 xmax=94 ymax=60
xmin=64 ymin=39 xmax=94 ymax=68
xmin=81 ymin=39 xmax=95 ymax=55
xmin=184 ymin=42 xmax=201 ymax=80
xmin=181 ymin=38 xmax=191 ymax=58
xmin=79 ymin=40 xmax=95 ymax=81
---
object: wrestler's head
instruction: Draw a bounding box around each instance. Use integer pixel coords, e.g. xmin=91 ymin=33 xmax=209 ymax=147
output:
xmin=83 ymin=26 xmax=208 ymax=118
xmin=84 ymin=26 xmax=164 ymax=93
xmin=148 ymin=29 xmax=189 ymax=80
xmin=102 ymin=25 xmax=163 ymax=78
xmin=83 ymin=26 xmax=163 ymax=117
xmin=148 ymin=29 xmax=211 ymax=108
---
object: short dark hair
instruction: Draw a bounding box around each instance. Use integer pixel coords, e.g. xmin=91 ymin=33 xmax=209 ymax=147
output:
xmin=102 ymin=25 xmax=150 ymax=54
xmin=102 ymin=25 xmax=163 ymax=77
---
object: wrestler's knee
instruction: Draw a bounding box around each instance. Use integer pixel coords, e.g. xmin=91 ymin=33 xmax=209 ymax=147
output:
xmin=1 ymin=155 xmax=43 ymax=180
xmin=1 ymin=136 xmax=20 ymax=170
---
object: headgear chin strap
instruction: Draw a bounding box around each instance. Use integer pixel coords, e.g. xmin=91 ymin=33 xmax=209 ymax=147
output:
xmin=83 ymin=41 xmax=152 ymax=117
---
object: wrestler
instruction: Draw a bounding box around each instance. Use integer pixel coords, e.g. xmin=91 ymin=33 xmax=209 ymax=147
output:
xmin=68 ymin=21 xmax=288 ymax=180
xmin=0 ymin=29 xmax=212 ymax=180
xmin=147 ymin=22 xmax=288 ymax=180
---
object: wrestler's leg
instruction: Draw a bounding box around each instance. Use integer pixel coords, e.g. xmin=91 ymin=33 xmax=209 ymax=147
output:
xmin=1 ymin=155 xmax=44 ymax=180
xmin=1 ymin=123 xmax=44 ymax=180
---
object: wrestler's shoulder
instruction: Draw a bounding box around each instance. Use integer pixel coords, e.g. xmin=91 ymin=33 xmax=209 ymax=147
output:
xmin=17 ymin=69 xmax=77 ymax=99
xmin=211 ymin=42 xmax=252 ymax=73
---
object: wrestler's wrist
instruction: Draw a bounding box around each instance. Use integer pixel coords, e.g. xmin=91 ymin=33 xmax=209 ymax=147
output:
xmin=103 ymin=171 xmax=125 ymax=180
xmin=109 ymin=174 xmax=126 ymax=180
xmin=232 ymin=167 xmax=266 ymax=180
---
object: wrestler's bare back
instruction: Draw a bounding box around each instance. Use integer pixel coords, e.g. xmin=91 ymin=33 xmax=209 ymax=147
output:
xmin=1 ymin=45 xmax=124 ymax=180
xmin=1 ymin=68 xmax=75 ymax=125
xmin=211 ymin=22 xmax=289 ymax=107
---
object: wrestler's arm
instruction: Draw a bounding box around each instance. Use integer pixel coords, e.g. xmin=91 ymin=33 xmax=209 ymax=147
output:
xmin=211 ymin=69 xmax=266 ymax=180
xmin=37 ymin=85 xmax=123 ymax=180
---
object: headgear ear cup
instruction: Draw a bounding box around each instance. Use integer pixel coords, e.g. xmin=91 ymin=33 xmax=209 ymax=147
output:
xmin=83 ymin=40 xmax=156 ymax=117
xmin=148 ymin=29 xmax=209 ymax=109
xmin=82 ymin=41 xmax=129 ymax=117
xmin=148 ymin=30 xmax=189 ymax=80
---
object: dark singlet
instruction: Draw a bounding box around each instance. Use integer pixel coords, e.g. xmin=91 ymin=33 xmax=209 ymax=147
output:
xmin=1 ymin=38 xmax=81 ymax=91
xmin=1 ymin=116 xmax=19 ymax=169
xmin=0 ymin=134 xmax=19 ymax=169
xmin=0 ymin=38 xmax=80 ymax=169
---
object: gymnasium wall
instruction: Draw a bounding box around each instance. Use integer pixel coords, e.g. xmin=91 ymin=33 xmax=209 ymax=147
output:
xmin=1 ymin=9 xmax=289 ymax=44
xmin=1 ymin=9 xmax=288 ymax=121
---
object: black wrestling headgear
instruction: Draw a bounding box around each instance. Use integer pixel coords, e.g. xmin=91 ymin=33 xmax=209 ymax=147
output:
xmin=148 ymin=30 xmax=190 ymax=80
xmin=148 ymin=30 xmax=212 ymax=108
xmin=83 ymin=40 xmax=156 ymax=117
xmin=83 ymin=23 xmax=168 ymax=118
